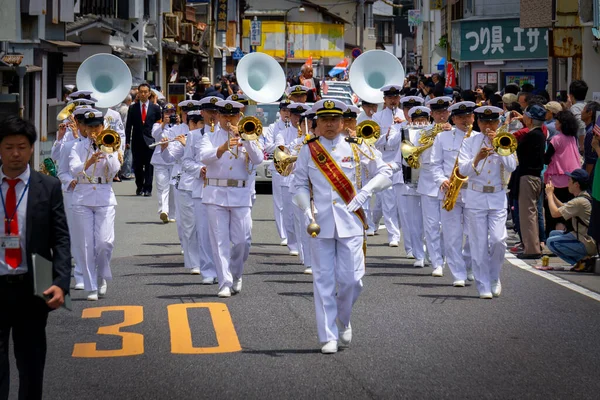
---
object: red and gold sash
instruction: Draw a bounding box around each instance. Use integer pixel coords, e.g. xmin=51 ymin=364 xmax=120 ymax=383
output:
xmin=308 ymin=139 xmax=367 ymax=229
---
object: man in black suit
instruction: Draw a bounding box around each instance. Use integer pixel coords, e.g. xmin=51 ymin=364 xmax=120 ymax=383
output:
xmin=125 ymin=83 xmax=162 ymax=196
xmin=291 ymin=64 xmax=321 ymax=103
xmin=0 ymin=116 xmax=71 ymax=400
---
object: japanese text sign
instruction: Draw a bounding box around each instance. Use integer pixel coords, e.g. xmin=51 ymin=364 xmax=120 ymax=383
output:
xmin=217 ymin=0 xmax=227 ymax=32
xmin=250 ymin=20 xmax=261 ymax=46
xmin=451 ymin=19 xmax=548 ymax=61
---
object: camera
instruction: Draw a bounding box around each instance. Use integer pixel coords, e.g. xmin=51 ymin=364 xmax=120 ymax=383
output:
xmin=169 ymin=115 xmax=177 ymax=124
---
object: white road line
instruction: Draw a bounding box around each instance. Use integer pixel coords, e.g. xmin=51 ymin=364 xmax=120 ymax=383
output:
xmin=505 ymin=253 xmax=600 ymax=303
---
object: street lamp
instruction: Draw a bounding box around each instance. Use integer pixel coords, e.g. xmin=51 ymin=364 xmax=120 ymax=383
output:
xmin=284 ymin=6 xmax=305 ymax=78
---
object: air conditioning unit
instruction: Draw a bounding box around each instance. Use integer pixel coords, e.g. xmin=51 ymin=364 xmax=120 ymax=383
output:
xmin=164 ymin=14 xmax=180 ymax=39
xmin=181 ymin=23 xmax=196 ymax=43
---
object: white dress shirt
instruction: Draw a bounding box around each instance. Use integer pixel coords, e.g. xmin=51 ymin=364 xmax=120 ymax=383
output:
xmin=372 ymin=107 xmax=405 ymax=162
xmin=0 ymin=166 xmax=30 ymax=275
xmin=181 ymin=127 xmax=207 ymax=199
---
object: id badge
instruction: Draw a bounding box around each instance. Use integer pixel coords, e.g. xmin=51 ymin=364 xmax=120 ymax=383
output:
xmin=0 ymin=235 xmax=20 ymax=249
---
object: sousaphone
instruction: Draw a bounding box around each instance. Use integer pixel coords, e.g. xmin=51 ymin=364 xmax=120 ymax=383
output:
xmin=236 ymin=52 xmax=286 ymax=103
xmin=349 ymin=50 xmax=405 ymax=104
xmin=76 ymin=53 xmax=133 ymax=108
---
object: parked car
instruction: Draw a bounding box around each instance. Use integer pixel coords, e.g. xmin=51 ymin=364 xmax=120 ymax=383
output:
xmin=322 ymin=94 xmax=354 ymax=106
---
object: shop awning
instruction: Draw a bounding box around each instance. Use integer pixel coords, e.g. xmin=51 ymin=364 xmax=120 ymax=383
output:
xmin=162 ymin=40 xmax=188 ymax=55
xmin=40 ymin=40 xmax=81 ymax=51
xmin=112 ymin=45 xmax=147 ymax=59
xmin=437 ymin=57 xmax=446 ymax=71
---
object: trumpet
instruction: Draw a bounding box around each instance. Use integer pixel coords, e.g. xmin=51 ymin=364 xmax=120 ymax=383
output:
xmin=356 ymin=120 xmax=380 ymax=146
xmin=94 ymin=129 xmax=122 ymax=154
xmin=474 ymin=124 xmax=517 ymax=174
xmin=238 ymin=116 xmax=262 ymax=141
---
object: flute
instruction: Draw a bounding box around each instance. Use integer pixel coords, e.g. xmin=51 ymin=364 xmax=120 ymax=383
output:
xmin=148 ymin=137 xmax=180 ymax=148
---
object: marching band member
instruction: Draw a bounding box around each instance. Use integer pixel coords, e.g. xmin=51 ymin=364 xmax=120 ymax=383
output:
xmin=200 ymin=100 xmax=264 ymax=298
xmin=51 ymin=98 xmax=95 ymax=163
xmin=262 ymin=99 xmax=292 ymax=246
xmin=293 ymin=99 xmax=392 ymax=354
xmin=274 ymin=103 xmax=309 ymax=256
xmin=182 ymin=109 xmax=217 ymax=284
xmin=356 ymin=100 xmax=379 ymax=124
xmin=372 ymin=85 xmax=405 ymax=247
xmin=418 ymin=96 xmax=453 ymax=276
xmin=394 ymin=106 xmax=430 ymax=266
xmin=286 ymin=85 xmax=310 ymax=103
xmin=343 ymin=105 xmax=361 ymax=136
xmin=151 ymin=103 xmax=180 ymax=223
xmin=431 ymin=101 xmax=476 ymax=286
xmin=69 ymin=110 xmax=121 ymax=301
xmin=457 ymin=106 xmax=517 ymax=299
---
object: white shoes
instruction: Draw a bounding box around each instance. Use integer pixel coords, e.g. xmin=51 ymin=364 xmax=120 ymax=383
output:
xmin=366 ymin=229 xmax=375 ymax=236
xmin=321 ymin=341 xmax=338 ymax=354
xmin=181 ymin=249 xmax=184 ymax=255
xmin=432 ymin=266 xmax=444 ymax=277
xmin=453 ymin=280 xmax=465 ymax=287
xmin=99 ymin=279 xmax=107 ymax=296
xmin=202 ymin=277 xmax=217 ymax=285
xmin=87 ymin=291 xmax=99 ymax=301
xmin=406 ymin=251 xmax=415 ymax=259
xmin=190 ymin=267 xmax=201 ymax=275
xmin=160 ymin=212 xmax=169 ymax=223
xmin=492 ymin=280 xmax=502 ymax=297
xmin=280 ymin=238 xmax=288 ymax=246
xmin=480 ymin=292 xmax=493 ymax=299
xmin=232 ymin=278 xmax=242 ymax=294
xmin=218 ymin=287 xmax=231 ymax=298
xmin=413 ymin=259 xmax=425 ymax=268
xmin=74 ymin=282 xmax=85 ymax=290
xmin=303 ymin=267 xmax=313 ymax=275
xmin=337 ymin=321 xmax=352 ymax=346
xmin=289 ymin=250 xmax=299 ymax=256
xmin=389 ymin=241 xmax=399 ymax=247
xmin=467 ymin=269 xmax=475 ymax=281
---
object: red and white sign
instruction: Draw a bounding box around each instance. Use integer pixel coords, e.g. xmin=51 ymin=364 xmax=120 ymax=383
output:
xmin=446 ymin=62 xmax=456 ymax=88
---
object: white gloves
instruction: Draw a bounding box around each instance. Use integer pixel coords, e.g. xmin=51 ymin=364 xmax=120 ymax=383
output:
xmin=346 ymin=189 xmax=370 ymax=212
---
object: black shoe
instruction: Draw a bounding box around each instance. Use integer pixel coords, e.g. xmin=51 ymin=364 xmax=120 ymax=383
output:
xmin=143 ymin=191 xmax=152 ymax=197
xmin=517 ymin=253 xmax=542 ymax=260
xmin=136 ymin=189 xmax=143 ymax=196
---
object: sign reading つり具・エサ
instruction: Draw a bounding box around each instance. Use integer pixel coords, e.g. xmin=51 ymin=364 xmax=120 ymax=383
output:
xmin=451 ymin=19 xmax=549 ymax=62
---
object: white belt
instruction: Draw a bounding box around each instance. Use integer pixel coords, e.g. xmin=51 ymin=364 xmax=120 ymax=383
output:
xmin=77 ymin=176 xmax=111 ymax=184
xmin=470 ymin=183 xmax=502 ymax=193
xmin=204 ymin=178 xmax=247 ymax=188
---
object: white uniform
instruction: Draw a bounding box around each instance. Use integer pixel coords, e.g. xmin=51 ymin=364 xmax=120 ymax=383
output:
xmin=393 ymin=124 xmax=425 ymax=261
xmin=430 ymin=127 xmax=472 ymax=280
xmin=200 ymin=127 xmax=264 ymax=291
xmin=104 ymin=108 xmax=126 ymax=152
xmin=69 ymin=137 xmax=121 ymax=291
xmin=274 ymin=126 xmax=302 ymax=253
xmin=182 ymin=127 xmax=216 ymax=279
xmin=151 ymin=123 xmax=179 ymax=218
xmin=372 ymin=107 xmax=405 ymax=243
xmin=262 ymin=119 xmax=288 ymax=241
xmin=416 ymin=126 xmax=444 ymax=269
xmin=292 ymin=135 xmax=392 ymax=343
xmin=458 ymin=132 xmax=517 ymax=295
xmin=57 ymin=136 xmax=84 ymax=287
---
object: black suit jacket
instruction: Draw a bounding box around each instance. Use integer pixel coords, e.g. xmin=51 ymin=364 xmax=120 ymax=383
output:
xmin=24 ymin=171 xmax=71 ymax=296
xmin=290 ymin=76 xmax=321 ymax=102
xmin=125 ymin=101 xmax=162 ymax=148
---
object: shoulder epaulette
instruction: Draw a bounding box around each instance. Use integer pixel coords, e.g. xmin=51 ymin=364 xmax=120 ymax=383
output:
xmin=303 ymin=134 xmax=319 ymax=144
xmin=345 ymin=136 xmax=363 ymax=145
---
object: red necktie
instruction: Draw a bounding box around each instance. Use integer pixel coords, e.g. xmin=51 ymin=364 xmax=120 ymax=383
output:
xmin=142 ymin=103 xmax=147 ymax=124
xmin=4 ymin=178 xmax=21 ymax=268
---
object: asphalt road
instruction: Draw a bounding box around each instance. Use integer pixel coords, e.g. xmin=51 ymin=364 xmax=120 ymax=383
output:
xmin=8 ymin=181 xmax=600 ymax=400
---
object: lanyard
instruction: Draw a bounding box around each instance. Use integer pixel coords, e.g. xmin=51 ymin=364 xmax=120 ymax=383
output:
xmin=1 ymin=178 xmax=30 ymax=235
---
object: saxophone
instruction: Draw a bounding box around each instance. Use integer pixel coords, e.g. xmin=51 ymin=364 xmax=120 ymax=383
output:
xmin=442 ymin=124 xmax=473 ymax=212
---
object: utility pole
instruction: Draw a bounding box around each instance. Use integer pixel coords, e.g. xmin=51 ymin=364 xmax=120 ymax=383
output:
xmin=358 ymin=0 xmax=365 ymax=50
xmin=208 ymin=0 xmax=214 ymax=81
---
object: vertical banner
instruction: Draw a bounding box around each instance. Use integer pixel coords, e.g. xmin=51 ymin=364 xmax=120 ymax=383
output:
xmin=250 ymin=20 xmax=262 ymax=46
xmin=217 ymin=0 xmax=227 ymax=32
xmin=445 ymin=62 xmax=456 ymax=88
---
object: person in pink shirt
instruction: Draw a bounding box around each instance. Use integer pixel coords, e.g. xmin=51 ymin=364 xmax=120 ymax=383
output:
xmin=544 ymin=110 xmax=581 ymax=236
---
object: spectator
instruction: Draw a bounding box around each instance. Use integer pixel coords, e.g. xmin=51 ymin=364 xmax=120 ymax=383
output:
xmin=505 ymin=102 xmax=524 ymax=132
xmin=517 ymin=92 xmax=533 ymax=110
xmin=544 ymin=110 xmax=581 ymax=236
xmin=521 ymin=83 xmax=535 ymax=93
xmin=546 ymin=169 xmax=597 ymax=271
xmin=588 ymin=135 xmax=600 ymax=257
xmin=461 ymin=90 xmax=476 ymax=103
xmin=483 ymin=85 xmax=496 ymax=105
xmin=517 ymin=104 xmax=547 ymax=259
xmin=582 ymin=101 xmax=600 ymax=174
xmin=544 ymin=101 xmax=563 ymax=139
xmin=568 ymin=79 xmax=589 ymax=151
xmin=290 ymin=64 xmax=321 ymax=102
xmin=431 ymin=73 xmax=445 ymax=97
xmin=504 ymin=83 xmax=520 ymax=95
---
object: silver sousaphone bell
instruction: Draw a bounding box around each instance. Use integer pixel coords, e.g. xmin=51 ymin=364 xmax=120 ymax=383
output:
xmin=76 ymin=53 xmax=133 ymax=108
xmin=349 ymin=50 xmax=406 ymax=104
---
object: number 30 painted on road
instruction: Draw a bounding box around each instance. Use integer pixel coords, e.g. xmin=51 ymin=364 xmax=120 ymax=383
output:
xmin=72 ymin=303 xmax=241 ymax=358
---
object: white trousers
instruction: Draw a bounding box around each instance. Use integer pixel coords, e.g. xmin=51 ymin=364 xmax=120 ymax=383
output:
xmin=154 ymin=165 xmax=173 ymax=216
xmin=177 ymin=190 xmax=200 ymax=270
xmin=313 ymin=234 xmax=365 ymax=343
xmin=206 ymin=204 xmax=252 ymax=290
xmin=440 ymin=202 xmax=472 ymax=280
xmin=396 ymin=189 xmax=425 ymax=261
xmin=281 ymin=186 xmax=298 ymax=252
xmin=194 ymin=198 xmax=217 ymax=279
xmin=271 ymin=173 xmax=287 ymax=240
xmin=465 ymin=208 xmax=507 ymax=294
xmin=421 ymin=195 xmax=443 ymax=267
xmin=372 ymin=193 xmax=383 ymax=231
xmin=64 ymin=192 xmax=84 ymax=286
xmin=71 ymin=205 xmax=115 ymax=291
xmin=379 ymin=187 xmax=401 ymax=242
xmin=293 ymin=204 xmax=312 ymax=267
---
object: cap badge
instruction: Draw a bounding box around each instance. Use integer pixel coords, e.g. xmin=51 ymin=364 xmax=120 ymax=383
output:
xmin=323 ymin=100 xmax=335 ymax=109
xmin=296 ymin=106 xmax=304 ymax=111
xmin=484 ymin=109 xmax=492 ymax=115
xmin=437 ymin=99 xmax=445 ymax=104
xmin=295 ymin=86 xmax=302 ymax=92
xmin=415 ymin=109 xmax=422 ymax=115
xmin=459 ymin=104 xmax=466 ymax=110
xmin=88 ymin=112 xmax=95 ymax=118
xmin=225 ymin=103 xmax=233 ymax=111
xmin=389 ymin=87 xmax=398 ymax=93
xmin=232 ymin=94 xmax=238 ymax=100
xmin=210 ymin=98 xmax=218 ymax=104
